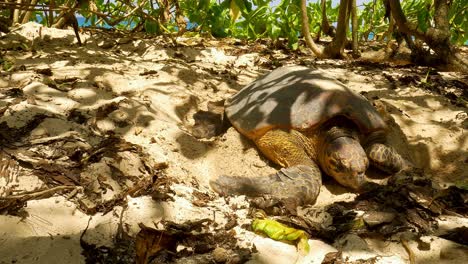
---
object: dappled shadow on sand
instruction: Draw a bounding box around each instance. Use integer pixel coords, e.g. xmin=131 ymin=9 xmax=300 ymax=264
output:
xmin=0 ymin=26 xmax=178 ymax=215
xmin=361 ymin=86 xmax=467 ymax=183
xmin=0 ymin=22 xmax=467 ymax=263
xmin=0 ymin=200 xmax=252 ymax=263
xmin=0 ymin=23 xmax=266 ymax=217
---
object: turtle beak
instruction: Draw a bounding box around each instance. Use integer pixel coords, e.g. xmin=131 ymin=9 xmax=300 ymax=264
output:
xmin=353 ymin=172 xmax=367 ymax=189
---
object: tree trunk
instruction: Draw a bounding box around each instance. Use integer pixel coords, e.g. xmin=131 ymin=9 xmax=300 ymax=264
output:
xmin=387 ymin=0 xmax=467 ymax=71
xmin=20 ymin=0 xmax=39 ymax=24
xmin=52 ymin=0 xmax=76 ymax=28
xmin=320 ymin=0 xmax=335 ymax=38
xmin=173 ymin=0 xmax=186 ymax=35
xmin=156 ymin=0 xmax=171 ymax=23
xmin=324 ymin=0 xmax=350 ymax=58
xmin=300 ymin=0 xmax=325 ymax=58
xmin=350 ymin=0 xmax=359 ymax=57
xmin=48 ymin=0 xmax=55 ymax=27
xmin=52 ymin=0 xmax=82 ymax=45
xmin=13 ymin=0 xmax=21 ymax=24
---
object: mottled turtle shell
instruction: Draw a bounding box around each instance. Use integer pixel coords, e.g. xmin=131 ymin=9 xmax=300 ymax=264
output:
xmin=225 ymin=66 xmax=387 ymax=140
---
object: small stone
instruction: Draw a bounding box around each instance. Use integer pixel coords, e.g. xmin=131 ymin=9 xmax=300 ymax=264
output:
xmin=134 ymin=126 xmax=143 ymax=135
xmin=363 ymin=211 xmax=396 ymax=227
xmin=117 ymin=37 xmax=132 ymax=44
xmin=212 ymin=247 xmax=229 ymax=263
xmin=35 ymin=67 xmax=53 ymax=76
xmin=253 ymin=160 xmax=266 ymax=168
xmin=78 ymin=198 xmax=97 ymax=214
xmin=98 ymin=40 xmax=115 ymax=49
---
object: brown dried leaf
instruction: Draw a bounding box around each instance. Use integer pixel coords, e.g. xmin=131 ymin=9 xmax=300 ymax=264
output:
xmin=136 ymin=225 xmax=178 ymax=264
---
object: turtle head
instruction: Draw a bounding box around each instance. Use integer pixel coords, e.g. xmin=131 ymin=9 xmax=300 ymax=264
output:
xmin=320 ymin=136 xmax=369 ymax=190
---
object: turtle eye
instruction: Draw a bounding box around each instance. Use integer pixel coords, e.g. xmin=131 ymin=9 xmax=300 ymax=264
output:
xmin=328 ymin=157 xmax=338 ymax=168
xmin=326 ymin=156 xmax=346 ymax=176
xmin=333 ymin=159 xmax=346 ymax=174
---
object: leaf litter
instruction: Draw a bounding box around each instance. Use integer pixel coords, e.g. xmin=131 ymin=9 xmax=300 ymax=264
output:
xmin=0 ymin=23 xmax=467 ymax=263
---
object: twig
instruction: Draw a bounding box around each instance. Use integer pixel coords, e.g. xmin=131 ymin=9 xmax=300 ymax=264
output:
xmin=28 ymin=131 xmax=86 ymax=145
xmin=400 ymin=238 xmax=415 ymax=264
xmin=4 ymin=186 xmax=78 ymax=201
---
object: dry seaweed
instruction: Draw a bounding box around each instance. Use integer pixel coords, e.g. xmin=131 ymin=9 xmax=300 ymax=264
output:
xmin=80 ymin=209 xmax=136 ymax=264
xmin=0 ymin=113 xmax=167 ymax=215
xmin=252 ymin=171 xmax=468 ymax=245
xmin=135 ymin=220 xmax=251 ymax=264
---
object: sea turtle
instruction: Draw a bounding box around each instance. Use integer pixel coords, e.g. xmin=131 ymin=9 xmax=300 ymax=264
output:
xmin=210 ymin=66 xmax=412 ymax=205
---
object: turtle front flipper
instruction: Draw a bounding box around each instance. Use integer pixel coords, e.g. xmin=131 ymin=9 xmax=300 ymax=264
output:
xmin=365 ymin=143 xmax=412 ymax=174
xmin=210 ymin=164 xmax=321 ymax=205
xmin=210 ymin=129 xmax=322 ymax=205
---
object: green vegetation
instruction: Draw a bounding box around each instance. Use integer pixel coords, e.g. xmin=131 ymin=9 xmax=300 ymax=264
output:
xmin=0 ymin=0 xmax=466 ymax=69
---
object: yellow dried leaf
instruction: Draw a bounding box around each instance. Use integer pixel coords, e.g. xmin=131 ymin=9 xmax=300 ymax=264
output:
xmin=229 ymin=0 xmax=241 ymax=22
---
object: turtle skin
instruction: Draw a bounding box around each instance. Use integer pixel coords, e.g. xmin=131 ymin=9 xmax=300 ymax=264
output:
xmin=210 ymin=66 xmax=412 ymax=206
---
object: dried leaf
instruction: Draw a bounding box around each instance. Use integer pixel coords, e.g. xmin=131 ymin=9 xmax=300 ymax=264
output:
xmin=229 ymin=0 xmax=241 ymax=22
xmin=136 ymin=225 xmax=178 ymax=264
